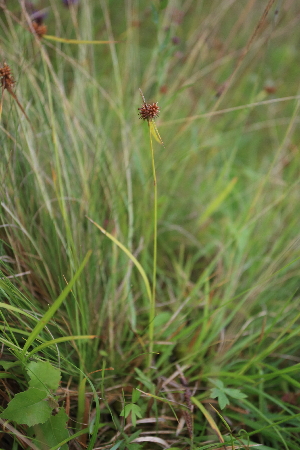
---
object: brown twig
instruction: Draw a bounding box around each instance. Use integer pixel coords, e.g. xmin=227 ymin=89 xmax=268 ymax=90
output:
xmin=176 ymin=365 xmax=194 ymax=438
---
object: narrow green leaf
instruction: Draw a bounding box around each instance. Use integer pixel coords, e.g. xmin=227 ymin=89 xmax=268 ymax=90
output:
xmin=27 ymin=335 xmax=96 ymax=357
xmin=132 ymin=388 xmax=141 ymax=403
xmin=22 ymin=250 xmax=92 ymax=355
xmin=136 ymin=388 xmax=190 ymax=411
xmin=0 ymin=388 xmax=51 ymax=426
xmin=127 ymin=429 xmax=142 ymax=442
xmin=110 ymin=441 xmax=123 ymax=450
xmin=198 ymin=177 xmax=238 ymax=224
xmin=134 ymin=368 xmax=154 ymax=391
xmin=149 ymin=120 xmax=164 ymax=147
xmin=191 ymin=397 xmax=224 ymax=443
xmin=0 ymin=302 xmax=39 ymax=321
xmin=43 ymin=35 xmax=118 ymax=44
xmin=47 ymin=427 xmax=89 ymax=450
xmin=87 ymin=219 xmax=152 ymax=305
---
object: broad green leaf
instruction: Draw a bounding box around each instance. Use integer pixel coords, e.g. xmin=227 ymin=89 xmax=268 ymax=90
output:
xmin=41 ymin=428 xmax=90 ymax=450
xmin=209 ymin=378 xmax=224 ymax=389
xmin=218 ymin=392 xmax=230 ymax=410
xmin=224 ymin=388 xmax=247 ymax=399
xmin=120 ymin=404 xmax=133 ymax=418
xmin=210 ymin=387 xmax=220 ymax=398
xmin=210 ymin=388 xmax=230 ymax=410
xmin=120 ymin=403 xmax=142 ymax=427
xmin=130 ymin=404 xmax=142 ymax=427
xmin=27 ymin=361 xmax=61 ymax=392
xmin=0 ymin=388 xmax=51 ymax=426
xmin=34 ymin=408 xmax=69 ymax=450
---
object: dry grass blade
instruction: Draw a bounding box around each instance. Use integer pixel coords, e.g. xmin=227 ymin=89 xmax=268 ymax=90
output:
xmin=132 ymin=436 xmax=170 ymax=448
xmin=218 ymin=0 xmax=276 ymax=97
xmin=192 ymin=397 xmax=224 ymax=444
xmin=0 ymin=419 xmax=40 ymax=450
xmin=176 ymin=364 xmax=194 ymax=438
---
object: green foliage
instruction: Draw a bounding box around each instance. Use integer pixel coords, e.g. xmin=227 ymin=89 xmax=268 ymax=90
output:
xmin=120 ymin=388 xmax=143 ymax=427
xmin=0 ymin=388 xmax=51 ymax=426
xmin=110 ymin=431 xmax=142 ymax=450
xmin=209 ymin=379 xmax=247 ymax=410
xmin=120 ymin=403 xmax=143 ymax=428
xmin=34 ymin=408 xmax=69 ymax=450
xmin=27 ymin=361 xmax=61 ymax=392
xmin=0 ymin=360 xmax=69 ymax=448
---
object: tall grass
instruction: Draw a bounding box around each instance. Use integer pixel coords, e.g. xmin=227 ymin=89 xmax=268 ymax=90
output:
xmin=1 ymin=1 xmax=300 ymax=449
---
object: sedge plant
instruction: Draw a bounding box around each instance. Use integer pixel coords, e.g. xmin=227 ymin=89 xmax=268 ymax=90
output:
xmin=137 ymin=88 xmax=164 ymax=367
xmin=89 ymin=88 xmax=164 ymax=369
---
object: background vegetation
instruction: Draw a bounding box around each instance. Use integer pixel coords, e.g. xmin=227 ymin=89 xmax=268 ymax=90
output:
xmin=1 ymin=0 xmax=300 ymax=449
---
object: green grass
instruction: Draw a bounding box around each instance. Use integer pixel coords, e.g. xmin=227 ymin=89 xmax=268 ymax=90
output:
xmin=1 ymin=1 xmax=300 ymax=449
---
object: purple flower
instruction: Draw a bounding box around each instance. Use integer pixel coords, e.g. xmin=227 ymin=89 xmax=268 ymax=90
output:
xmin=62 ymin=0 xmax=80 ymax=6
xmin=25 ymin=2 xmax=48 ymax=25
xmin=172 ymin=36 xmax=181 ymax=45
xmin=30 ymin=8 xmax=48 ymax=25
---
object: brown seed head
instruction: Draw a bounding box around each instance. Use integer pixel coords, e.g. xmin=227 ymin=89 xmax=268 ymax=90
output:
xmin=138 ymin=101 xmax=160 ymax=121
xmin=0 ymin=63 xmax=15 ymax=90
xmin=32 ymin=21 xmax=47 ymax=38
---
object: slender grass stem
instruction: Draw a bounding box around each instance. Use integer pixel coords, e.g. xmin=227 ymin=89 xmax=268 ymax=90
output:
xmin=148 ymin=121 xmax=157 ymax=368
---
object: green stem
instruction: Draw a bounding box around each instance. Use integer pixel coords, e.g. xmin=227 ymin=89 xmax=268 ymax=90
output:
xmin=148 ymin=122 xmax=157 ymax=368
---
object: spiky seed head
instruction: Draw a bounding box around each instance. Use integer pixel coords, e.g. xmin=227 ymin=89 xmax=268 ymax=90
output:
xmin=0 ymin=63 xmax=15 ymax=89
xmin=32 ymin=21 xmax=47 ymax=38
xmin=138 ymin=102 xmax=160 ymax=121
xmin=0 ymin=63 xmax=12 ymax=78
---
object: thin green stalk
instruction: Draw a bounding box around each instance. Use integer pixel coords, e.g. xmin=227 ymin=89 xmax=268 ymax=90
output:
xmin=148 ymin=122 xmax=157 ymax=368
